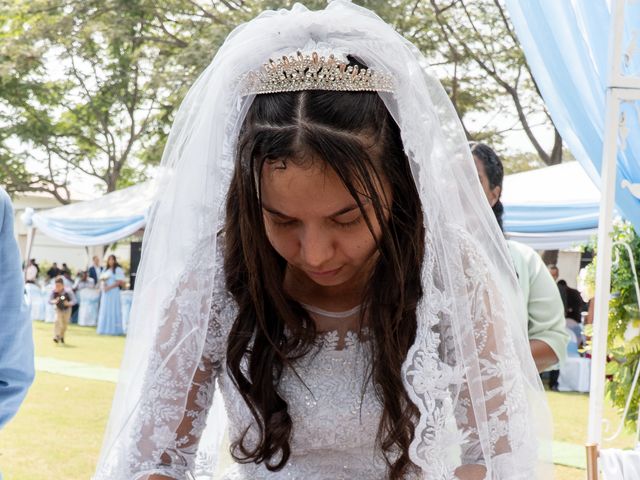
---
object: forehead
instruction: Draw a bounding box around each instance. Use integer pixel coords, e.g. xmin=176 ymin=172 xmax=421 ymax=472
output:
xmin=473 ymin=155 xmax=488 ymax=177
xmin=261 ymin=161 xmax=363 ymax=214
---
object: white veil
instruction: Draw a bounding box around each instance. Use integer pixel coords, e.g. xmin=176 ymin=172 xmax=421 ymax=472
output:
xmin=95 ymin=2 xmax=553 ymax=478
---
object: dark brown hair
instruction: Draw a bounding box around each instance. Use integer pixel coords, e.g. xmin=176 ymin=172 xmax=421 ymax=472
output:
xmin=470 ymin=142 xmax=505 ymax=231
xmin=224 ymin=61 xmax=424 ymax=478
xmin=106 ymin=254 xmax=120 ymax=273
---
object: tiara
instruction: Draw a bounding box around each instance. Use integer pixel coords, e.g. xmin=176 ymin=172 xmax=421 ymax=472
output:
xmin=242 ymin=51 xmax=394 ymax=95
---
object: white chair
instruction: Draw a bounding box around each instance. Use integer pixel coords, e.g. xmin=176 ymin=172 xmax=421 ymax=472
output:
xmin=120 ymin=290 xmax=134 ymax=333
xmin=558 ymin=328 xmax=590 ymax=392
xmin=78 ymin=288 xmax=100 ymax=327
xmin=25 ymin=283 xmax=46 ymax=321
xmin=44 ymin=284 xmax=56 ymax=323
xmin=601 ymin=447 xmax=640 ymax=479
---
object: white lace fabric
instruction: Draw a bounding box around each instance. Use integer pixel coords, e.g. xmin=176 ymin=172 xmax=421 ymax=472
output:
xmin=94 ymin=2 xmax=553 ymax=479
xmin=130 ymin=270 xmax=398 ymax=480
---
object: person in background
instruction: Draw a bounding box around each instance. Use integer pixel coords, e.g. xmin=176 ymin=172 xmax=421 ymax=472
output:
xmin=0 ymin=186 xmax=35 ymax=428
xmin=70 ymin=270 xmax=95 ymax=324
xmin=549 ymin=265 xmax=586 ymax=388
xmin=548 ymin=264 xmax=559 ymax=282
xmin=73 ymin=270 xmax=96 ymax=291
xmin=25 ymin=259 xmax=38 ymax=284
xmin=549 ymin=264 xmax=585 ymax=324
xmin=471 ymin=142 xmax=569 ymax=376
xmin=88 ymin=255 xmax=103 ymax=285
xmin=46 ymin=262 xmax=60 ymax=280
xmin=61 ymin=264 xmax=73 ymax=287
xmin=49 ymin=276 xmax=78 ymax=344
xmin=96 ymin=255 xmax=126 ymax=335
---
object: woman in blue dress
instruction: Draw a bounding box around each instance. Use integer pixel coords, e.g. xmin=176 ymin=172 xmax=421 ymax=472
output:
xmin=96 ymin=255 xmax=126 ymax=335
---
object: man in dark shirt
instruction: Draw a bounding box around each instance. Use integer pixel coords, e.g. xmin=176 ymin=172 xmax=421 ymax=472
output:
xmin=557 ymin=280 xmax=584 ymax=323
xmin=88 ymin=256 xmax=103 ymax=285
xmin=47 ymin=262 xmax=61 ymax=280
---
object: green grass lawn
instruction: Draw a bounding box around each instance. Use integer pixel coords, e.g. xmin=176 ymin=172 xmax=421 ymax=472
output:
xmin=0 ymin=373 xmax=115 ymax=480
xmin=31 ymin=322 xmax=126 ymax=369
xmin=0 ymin=321 xmax=636 ymax=479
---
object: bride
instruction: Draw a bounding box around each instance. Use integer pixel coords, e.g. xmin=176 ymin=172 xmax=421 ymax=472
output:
xmin=94 ymin=2 xmax=553 ymax=479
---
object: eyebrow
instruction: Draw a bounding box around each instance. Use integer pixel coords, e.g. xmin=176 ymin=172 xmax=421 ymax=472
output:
xmin=262 ymin=200 xmax=369 ymax=219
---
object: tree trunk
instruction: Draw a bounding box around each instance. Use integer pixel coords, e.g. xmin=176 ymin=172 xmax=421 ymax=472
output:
xmin=548 ymin=127 xmax=563 ymax=165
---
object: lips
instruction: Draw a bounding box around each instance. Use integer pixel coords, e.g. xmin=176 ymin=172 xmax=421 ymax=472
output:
xmin=306 ymin=266 xmax=342 ymax=277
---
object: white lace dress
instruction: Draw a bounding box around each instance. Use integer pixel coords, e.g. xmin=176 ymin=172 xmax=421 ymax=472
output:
xmin=155 ymin=289 xmax=415 ymax=480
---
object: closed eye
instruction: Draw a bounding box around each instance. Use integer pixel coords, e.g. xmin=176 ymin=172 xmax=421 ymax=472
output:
xmin=265 ymin=211 xmax=297 ymax=226
xmin=270 ymin=218 xmax=298 ymax=228
xmin=333 ymin=216 xmax=363 ymax=229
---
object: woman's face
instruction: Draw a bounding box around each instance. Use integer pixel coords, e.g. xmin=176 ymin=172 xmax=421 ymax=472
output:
xmin=473 ymin=154 xmax=501 ymax=207
xmin=107 ymin=256 xmax=115 ymax=268
xmin=261 ymin=159 xmax=391 ymax=291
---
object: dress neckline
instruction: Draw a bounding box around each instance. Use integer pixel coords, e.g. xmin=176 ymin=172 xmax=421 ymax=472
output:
xmin=300 ymin=303 xmax=362 ymax=319
xmin=314 ymin=326 xmax=371 ymax=351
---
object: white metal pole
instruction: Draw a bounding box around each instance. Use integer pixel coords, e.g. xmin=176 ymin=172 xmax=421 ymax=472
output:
xmin=587 ymin=87 xmax=620 ymax=447
xmin=586 ymin=0 xmax=626 ymax=454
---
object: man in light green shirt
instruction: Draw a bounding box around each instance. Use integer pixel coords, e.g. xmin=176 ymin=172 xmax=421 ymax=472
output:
xmin=507 ymin=239 xmax=568 ymax=370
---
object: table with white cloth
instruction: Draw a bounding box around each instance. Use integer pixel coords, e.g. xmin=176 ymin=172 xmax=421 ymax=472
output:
xmin=601 ymin=447 xmax=640 ymax=480
xmin=120 ymin=290 xmax=133 ymax=333
xmin=44 ymin=284 xmax=56 ymax=323
xmin=558 ymin=327 xmax=590 ymax=393
xmin=77 ymin=288 xmax=100 ymax=327
xmin=24 ymin=283 xmax=46 ymax=321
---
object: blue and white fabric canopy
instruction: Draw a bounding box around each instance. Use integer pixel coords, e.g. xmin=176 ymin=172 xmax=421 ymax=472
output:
xmin=505 ymin=1 xmax=640 ymax=471
xmin=22 ymin=163 xmax=596 ymax=251
xmin=504 ymin=0 xmax=640 ymax=232
xmin=502 ymin=162 xmax=600 ymax=250
xmin=21 ymin=181 xmax=156 ymax=246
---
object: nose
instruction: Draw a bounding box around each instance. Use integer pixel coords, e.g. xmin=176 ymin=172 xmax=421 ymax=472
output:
xmin=299 ymin=225 xmax=335 ymax=269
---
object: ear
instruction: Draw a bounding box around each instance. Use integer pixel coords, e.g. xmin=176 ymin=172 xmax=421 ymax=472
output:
xmin=488 ymin=185 xmax=502 ymax=208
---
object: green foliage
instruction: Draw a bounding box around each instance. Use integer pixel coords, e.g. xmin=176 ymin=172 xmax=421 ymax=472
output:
xmin=501 ymin=151 xmax=545 ymax=175
xmin=409 ymin=0 xmax=561 ymax=164
xmin=1 ymin=0 xmax=559 ymax=200
xmin=584 ymin=221 xmax=640 ymax=431
xmin=0 ymin=0 xmax=245 ymax=199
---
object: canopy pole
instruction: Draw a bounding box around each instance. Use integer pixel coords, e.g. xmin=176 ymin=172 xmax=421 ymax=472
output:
xmin=586 ymin=87 xmax=621 ymax=479
xmin=23 ymin=226 xmax=36 ymax=280
xmin=586 ymin=443 xmax=598 ymax=480
xmin=586 ymin=1 xmax=625 ymax=477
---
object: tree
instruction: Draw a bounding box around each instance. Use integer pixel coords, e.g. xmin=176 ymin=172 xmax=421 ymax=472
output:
xmin=0 ymin=0 xmax=256 ymax=202
xmin=422 ymin=0 xmax=562 ymax=166
xmin=0 ymin=0 xmax=560 ymax=203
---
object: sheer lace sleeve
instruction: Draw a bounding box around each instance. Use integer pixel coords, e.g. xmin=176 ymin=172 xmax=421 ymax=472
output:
xmin=403 ymin=227 xmax=549 ymax=479
xmin=453 ymin=235 xmax=532 ymax=472
xmin=129 ymin=241 xmax=235 ymax=480
xmin=139 ymin=311 xmax=227 ymax=479
xmin=455 ymin=230 xmax=549 ymax=479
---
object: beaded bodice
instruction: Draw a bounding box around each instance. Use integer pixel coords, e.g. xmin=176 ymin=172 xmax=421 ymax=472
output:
xmin=146 ymin=279 xmax=413 ymax=480
xmin=218 ymin=329 xmax=391 ymax=479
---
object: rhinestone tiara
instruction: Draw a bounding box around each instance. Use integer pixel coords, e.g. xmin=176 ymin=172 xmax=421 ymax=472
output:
xmin=242 ymin=51 xmax=394 ymax=95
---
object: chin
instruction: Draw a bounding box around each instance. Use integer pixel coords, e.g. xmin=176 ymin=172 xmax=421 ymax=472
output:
xmin=307 ymin=275 xmax=348 ymax=288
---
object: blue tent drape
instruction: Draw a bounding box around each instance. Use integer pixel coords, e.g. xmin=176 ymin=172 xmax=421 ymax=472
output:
xmin=504 ymin=0 xmax=640 ymax=231
xmin=21 ymin=181 xmax=156 ymax=246
xmin=502 ymin=161 xmax=600 ymax=234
